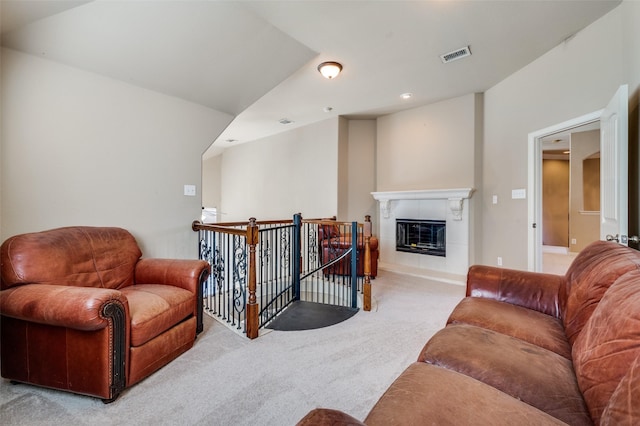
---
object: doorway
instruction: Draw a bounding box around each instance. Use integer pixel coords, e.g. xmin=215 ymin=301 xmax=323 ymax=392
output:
xmin=529 ymin=85 xmax=630 ymax=272
xmin=540 ymin=123 xmax=600 ymax=274
xmin=528 ymin=111 xmax=602 ymax=272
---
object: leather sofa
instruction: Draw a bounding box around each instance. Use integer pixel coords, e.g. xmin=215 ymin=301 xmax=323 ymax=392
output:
xmin=318 ymin=222 xmax=379 ymax=278
xmin=297 ymin=240 xmax=640 ymax=425
xmin=0 ymin=226 xmax=210 ymax=402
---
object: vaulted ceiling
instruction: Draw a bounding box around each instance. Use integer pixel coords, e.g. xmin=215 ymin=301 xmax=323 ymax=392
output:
xmin=0 ymin=1 xmax=621 ymax=157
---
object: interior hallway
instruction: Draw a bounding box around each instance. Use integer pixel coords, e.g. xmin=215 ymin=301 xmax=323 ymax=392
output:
xmin=543 ymin=246 xmax=578 ymax=275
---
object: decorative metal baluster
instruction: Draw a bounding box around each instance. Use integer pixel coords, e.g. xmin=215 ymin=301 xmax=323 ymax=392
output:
xmin=232 ymin=234 xmax=247 ymax=329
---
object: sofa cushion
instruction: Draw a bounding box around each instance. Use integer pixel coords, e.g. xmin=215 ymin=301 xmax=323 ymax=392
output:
xmin=122 ymin=284 xmax=195 ymax=347
xmin=363 ymin=362 xmax=566 ymax=426
xmin=600 ymin=354 xmax=640 ymax=425
xmin=296 ymin=408 xmax=365 ymax=426
xmin=447 ymin=297 xmax=571 ymax=359
xmin=1 ymin=226 xmax=141 ymax=291
xmin=563 ymin=241 xmax=640 ymax=346
xmin=572 ymin=269 xmax=640 ymax=424
xmin=418 ymin=323 xmax=591 ymax=425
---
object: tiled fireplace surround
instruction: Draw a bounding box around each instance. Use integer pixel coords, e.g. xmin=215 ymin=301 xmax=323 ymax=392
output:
xmin=371 ymin=188 xmax=475 ymax=284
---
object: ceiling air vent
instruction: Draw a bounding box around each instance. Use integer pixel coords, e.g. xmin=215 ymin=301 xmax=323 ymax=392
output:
xmin=440 ymin=46 xmax=471 ymax=64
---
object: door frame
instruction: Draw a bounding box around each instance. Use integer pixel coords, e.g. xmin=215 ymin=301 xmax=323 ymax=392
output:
xmin=527 ymin=110 xmax=603 ymax=271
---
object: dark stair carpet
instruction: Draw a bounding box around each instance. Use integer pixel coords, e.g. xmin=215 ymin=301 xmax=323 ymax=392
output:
xmin=266 ymin=300 xmax=359 ymax=331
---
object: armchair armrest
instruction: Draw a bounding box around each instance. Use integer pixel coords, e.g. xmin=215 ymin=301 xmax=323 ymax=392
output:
xmin=0 ymin=284 xmax=127 ymax=330
xmin=466 ymin=265 xmax=565 ymax=317
xmin=134 ymin=258 xmax=210 ymax=294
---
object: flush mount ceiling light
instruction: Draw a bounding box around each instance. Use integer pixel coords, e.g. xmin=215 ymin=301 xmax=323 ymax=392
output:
xmin=401 ymin=93 xmax=413 ymax=100
xmin=317 ymin=61 xmax=343 ymax=79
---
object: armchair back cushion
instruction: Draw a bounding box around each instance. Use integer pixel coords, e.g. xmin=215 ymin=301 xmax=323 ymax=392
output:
xmin=1 ymin=226 xmax=141 ymax=290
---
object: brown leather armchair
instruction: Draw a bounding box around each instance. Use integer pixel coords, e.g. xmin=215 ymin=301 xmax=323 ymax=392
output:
xmin=318 ymin=222 xmax=379 ymax=278
xmin=0 ymin=226 xmax=210 ymax=402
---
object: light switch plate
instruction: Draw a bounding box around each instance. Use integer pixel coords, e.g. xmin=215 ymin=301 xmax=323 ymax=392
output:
xmin=184 ymin=184 xmax=196 ymax=196
xmin=511 ymin=188 xmax=526 ymax=199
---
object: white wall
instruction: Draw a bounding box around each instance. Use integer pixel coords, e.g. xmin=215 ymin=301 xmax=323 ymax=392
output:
xmin=1 ymin=48 xmax=233 ymax=258
xmin=376 ymin=93 xmax=479 ymax=192
xmin=569 ymin=130 xmax=600 ymax=253
xmin=346 ymin=119 xmax=377 ymax=223
xmin=202 ymin=154 xmax=222 ymax=209
xmin=336 ymin=117 xmax=349 ymax=221
xmin=219 ymin=118 xmax=339 ymax=222
xmin=482 ymin=1 xmax=639 ymax=269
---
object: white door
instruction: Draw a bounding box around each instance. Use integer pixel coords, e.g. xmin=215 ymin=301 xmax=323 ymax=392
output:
xmin=600 ymin=84 xmax=628 ymax=245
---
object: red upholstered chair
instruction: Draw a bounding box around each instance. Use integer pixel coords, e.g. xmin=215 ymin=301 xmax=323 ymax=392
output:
xmin=318 ymin=222 xmax=379 ymax=278
xmin=0 ymin=226 xmax=210 ymax=402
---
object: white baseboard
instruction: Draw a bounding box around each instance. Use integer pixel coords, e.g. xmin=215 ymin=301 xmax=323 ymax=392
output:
xmin=542 ymin=245 xmax=569 ymax=254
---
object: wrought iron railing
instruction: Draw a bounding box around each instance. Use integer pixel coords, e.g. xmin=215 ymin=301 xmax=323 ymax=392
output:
xmin=192 ymin=214 xmax=373 ymax=338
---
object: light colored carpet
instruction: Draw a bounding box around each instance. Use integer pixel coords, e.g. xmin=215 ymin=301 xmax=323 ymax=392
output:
xmin=0 ymin=270 xmax=465 ymax=426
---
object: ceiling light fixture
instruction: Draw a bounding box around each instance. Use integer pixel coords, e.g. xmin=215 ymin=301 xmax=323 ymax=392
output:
xmin=279 ymin=118 xmax=294 ymax=125
xmin=401 ymin=93 xmax=413 ymax=100
xmin=317 ymin=61 xmax=343 ymax=79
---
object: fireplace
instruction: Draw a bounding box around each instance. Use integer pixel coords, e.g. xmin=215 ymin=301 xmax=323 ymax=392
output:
xmin=396 ymin=219 xmax=446 ymax=257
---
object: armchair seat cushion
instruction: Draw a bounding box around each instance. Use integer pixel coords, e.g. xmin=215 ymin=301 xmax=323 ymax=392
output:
xmin=122 ymin=284 xmax=195 ymax=347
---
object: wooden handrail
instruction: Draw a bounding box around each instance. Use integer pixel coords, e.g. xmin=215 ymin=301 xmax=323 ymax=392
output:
xmin=192 ymin=220 xmax=246 ymax=236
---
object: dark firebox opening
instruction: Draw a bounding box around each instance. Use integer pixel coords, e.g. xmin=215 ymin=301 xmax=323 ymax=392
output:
xmin=396 ymin=219 xmax=446 ymax=257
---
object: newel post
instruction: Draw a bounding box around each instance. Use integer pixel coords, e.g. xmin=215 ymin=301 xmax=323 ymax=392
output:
xmin=246 ymin=218 xmax=259 ymax=339
xmin=363 ymin=215 xmax=372 ymax=311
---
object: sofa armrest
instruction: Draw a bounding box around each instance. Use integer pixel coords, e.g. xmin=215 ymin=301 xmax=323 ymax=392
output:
xmin=134 ymin=258 xmax=210 ymax=293
xmin=296 ymin=408 xmax=365 ymax=426
xmin=0 ymin=284 xmax=127 ymax=330
xmin=466 ymin=265 xmax=564 ymax=317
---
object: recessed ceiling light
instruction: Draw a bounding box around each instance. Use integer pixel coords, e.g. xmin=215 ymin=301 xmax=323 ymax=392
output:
xmin=279 ymin=118 xmax=294 ymax=125
xmin=401 ymin=93 xmax=413 ymax=100
xmin=323 ymin=106 xmax=333 ymax=112
xmin=225 ymin=139 xmax=237 ymax=143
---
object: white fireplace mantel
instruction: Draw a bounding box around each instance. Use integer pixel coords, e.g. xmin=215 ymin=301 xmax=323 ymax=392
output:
xmin=371 ymin=188 xmax=475 ymax=220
